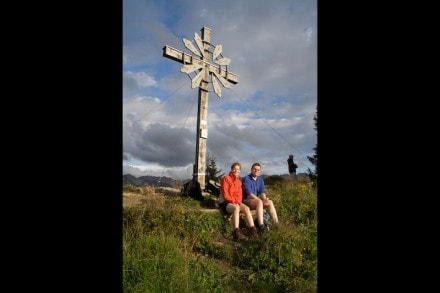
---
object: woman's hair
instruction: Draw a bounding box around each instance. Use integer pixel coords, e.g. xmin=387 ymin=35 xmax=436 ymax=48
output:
xmin=231 ymin=162 xmax=241 ymax=170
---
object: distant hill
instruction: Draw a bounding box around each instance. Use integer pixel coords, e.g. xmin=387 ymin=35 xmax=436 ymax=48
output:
xmin=122 ymin=174 xmax=186 ymax=188
xmin=122 ymin=172 xmax=310 ymax=188
xmin=260 ymin=173 xmax=309 ymax=180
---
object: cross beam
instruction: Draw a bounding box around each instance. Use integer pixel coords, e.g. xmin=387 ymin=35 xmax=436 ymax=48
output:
xmin=162 ymin=45 xmax=239 ymax=85
xmin=162 ymin=27 xmax=239 ymax=190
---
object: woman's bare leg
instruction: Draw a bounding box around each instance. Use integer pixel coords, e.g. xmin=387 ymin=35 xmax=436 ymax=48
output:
xmin=239 ymin=203 xmax=255 ymax=227
xmin=226 ymin=203 xmax=241 ymax=229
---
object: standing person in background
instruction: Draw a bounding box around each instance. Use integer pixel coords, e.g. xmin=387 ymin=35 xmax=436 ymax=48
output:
xmin=242 ymin=163 xmax=279 ymax=233
xmin=287 ymin=154 xmax=298 ymax=180
xmin=219 ymin=162 xmax=258 ymax=241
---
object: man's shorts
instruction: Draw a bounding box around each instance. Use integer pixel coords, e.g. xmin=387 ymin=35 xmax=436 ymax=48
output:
xmin=242 ymin=199 xmax=253 ymax=209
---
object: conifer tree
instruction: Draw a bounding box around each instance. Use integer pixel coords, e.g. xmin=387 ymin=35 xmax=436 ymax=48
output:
xmin=206 ymin=154 xmax=224 ymax=182
xmin=307 ymin=108 xmax=318 ymax=181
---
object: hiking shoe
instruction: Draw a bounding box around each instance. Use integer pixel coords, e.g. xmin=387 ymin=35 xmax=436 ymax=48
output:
xmin=233 ymin=228 xmax=248 ymax=241
xmin=258 ymin=224 xmax=268 ymax=234
xmin=250 ymin=226 xmax=259 ymax=239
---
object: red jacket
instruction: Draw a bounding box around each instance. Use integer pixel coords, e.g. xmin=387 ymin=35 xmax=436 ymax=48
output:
xmin=220 ymin=172 xmax=242 ymax=204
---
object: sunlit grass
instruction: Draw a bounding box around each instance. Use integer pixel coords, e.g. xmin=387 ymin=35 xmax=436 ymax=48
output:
xmin=123 ymin=180 xmax=317 ymax=292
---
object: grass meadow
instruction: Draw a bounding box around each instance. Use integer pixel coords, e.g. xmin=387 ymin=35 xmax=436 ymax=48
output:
xmin=123 ymin=179 xmax=317 ymax=292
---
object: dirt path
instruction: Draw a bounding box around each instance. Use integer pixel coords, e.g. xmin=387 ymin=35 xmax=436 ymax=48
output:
xmin=122 ymin=187 xmax=217 ymax=209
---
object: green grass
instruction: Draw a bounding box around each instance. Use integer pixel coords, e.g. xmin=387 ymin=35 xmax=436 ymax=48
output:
xmin=123 ymin=181 xmax=317 ymax=292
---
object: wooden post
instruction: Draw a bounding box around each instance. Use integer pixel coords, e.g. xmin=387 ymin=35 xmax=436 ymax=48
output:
xmin=163 ymin=27 xmax=239 ymax=189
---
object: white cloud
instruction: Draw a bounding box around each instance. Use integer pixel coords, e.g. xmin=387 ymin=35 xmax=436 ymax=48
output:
xmin=123 ymin=0 xmax=317 ymax=180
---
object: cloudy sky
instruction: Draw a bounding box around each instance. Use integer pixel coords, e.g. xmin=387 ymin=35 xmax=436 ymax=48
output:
xmin=123 ymin=0 xmax=317 ymax=180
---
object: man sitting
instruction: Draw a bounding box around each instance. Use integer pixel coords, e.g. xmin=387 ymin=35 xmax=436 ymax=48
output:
xmin=242 ymin=163 xmax=279 ymax=233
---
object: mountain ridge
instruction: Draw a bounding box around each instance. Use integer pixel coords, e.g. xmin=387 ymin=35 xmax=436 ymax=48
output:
xmin=123 ymin=173 xmax=309 ymax=188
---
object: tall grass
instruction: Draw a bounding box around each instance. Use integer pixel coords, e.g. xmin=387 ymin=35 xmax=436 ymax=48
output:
xmin=123 ymin=180 xmax=317 ymax=292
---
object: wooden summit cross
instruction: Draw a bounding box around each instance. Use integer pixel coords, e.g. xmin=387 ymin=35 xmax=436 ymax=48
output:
xmin=163 ymin=26 xmax=239 ymax=189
